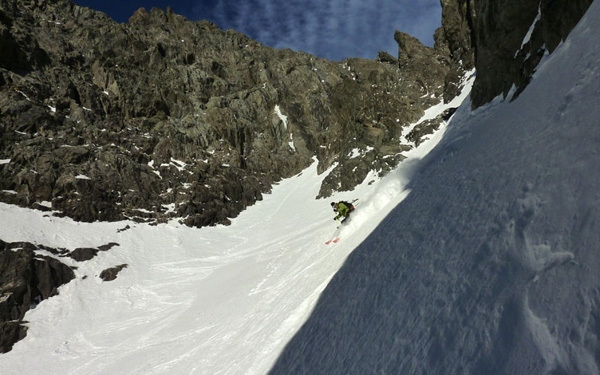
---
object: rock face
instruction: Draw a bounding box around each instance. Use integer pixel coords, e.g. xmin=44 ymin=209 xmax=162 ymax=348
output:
xmin=0 ymin=240 xmax=75 ymax=353
xmin=0 ymin=2 xmax=593 ymax=222
xmin=438 ymin=0 xmax=476 ymax=70
xmin=0 ymin=239 xmax=120 ymax=352
xmin=0 ymin=0 xmax=466 ymax=227
xmin=441 ymin=0 xmax=593 ymax=107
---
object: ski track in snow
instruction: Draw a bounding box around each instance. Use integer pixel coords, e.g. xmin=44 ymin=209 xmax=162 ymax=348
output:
xmin=0 ymin=71 xmax=472 ymax=374
xmin=0 ymin=77 xmax=468 ymax=374
xmin=270 ymin=3 xmax=600 ymax=374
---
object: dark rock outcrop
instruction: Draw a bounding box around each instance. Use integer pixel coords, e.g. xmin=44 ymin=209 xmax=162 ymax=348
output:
xmin=438 ymin=0 xmax=476 ymax=70
xmin=0 ymin=1 xmax=594 ymax=226
xmin=0 ymin=0 xmax=467 ymax=227
xmin=67 ymin=242 xmax=118 ymax=261
xmin=0 ymin=239 xmax=120 ymax=352
xmin=0 ymin=240 xmax=75 ymax=353
xmin=99 ymin=264 xmax=128 ymax=281
xmin=439 ymin=0 xmax=593 ymax=107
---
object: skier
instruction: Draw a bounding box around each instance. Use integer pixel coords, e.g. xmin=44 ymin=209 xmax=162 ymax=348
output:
xmin=331 ymin=201 xmax=354 ymax=222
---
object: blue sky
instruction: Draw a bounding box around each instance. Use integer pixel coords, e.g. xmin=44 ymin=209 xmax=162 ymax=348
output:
xmin=74 ymin=0 xmax=442 ymax=61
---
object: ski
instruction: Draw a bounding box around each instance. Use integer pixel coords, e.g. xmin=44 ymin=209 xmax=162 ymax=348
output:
xmin=325 ymin=227 xmax=341 ymax=244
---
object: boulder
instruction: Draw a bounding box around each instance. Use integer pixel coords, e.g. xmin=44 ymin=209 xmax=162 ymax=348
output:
xmin=99 ymin=264 xmax=128 ymax=282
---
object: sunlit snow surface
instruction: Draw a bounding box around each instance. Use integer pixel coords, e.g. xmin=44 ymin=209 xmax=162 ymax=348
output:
xmin=0 ymin=74 xmax=471 ymax=374
xmin=2 ymin=2 xmax=599 ymax=373
xmin=271 ymin=2 xmax=600 ymax=374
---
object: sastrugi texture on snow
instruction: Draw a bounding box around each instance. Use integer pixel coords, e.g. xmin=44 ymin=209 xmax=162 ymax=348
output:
xmin=0 ymin=0 xmax=597 ymax=371
xmin=270 ymin=2 xmax=600 ymax=373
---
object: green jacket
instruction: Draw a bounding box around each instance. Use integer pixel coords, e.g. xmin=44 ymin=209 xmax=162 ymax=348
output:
xmin=334 ymin=202 xmax=350 ymax=220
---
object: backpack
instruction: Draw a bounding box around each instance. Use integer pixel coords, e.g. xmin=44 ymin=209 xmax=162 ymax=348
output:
xmin=340 ymin=201 xmax=355 ymax=211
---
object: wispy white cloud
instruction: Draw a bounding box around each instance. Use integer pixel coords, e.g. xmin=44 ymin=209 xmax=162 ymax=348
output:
xmin=190 ymin=0 xmax=441 ymax=60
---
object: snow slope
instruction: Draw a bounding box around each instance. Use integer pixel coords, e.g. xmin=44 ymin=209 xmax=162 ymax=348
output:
xmin=270 ymin=2 xmax=600 ymax=374
xmin=0 ymin=70 xmax=472 ymax=374
xmin=2 ymin=1 xmax=598 ymax=373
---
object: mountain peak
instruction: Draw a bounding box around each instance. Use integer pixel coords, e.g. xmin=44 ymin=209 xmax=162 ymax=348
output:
xmin=0 ymin=0 xmax=464 ymax=227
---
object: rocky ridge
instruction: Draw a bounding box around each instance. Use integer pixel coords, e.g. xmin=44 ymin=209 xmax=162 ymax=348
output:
xmin=443 ymin=0 xmax=594 ymax=107
xmin=0 ymin=1 xmax=592 ymax=226
xmin=0 ymin=0 xmax=467 ymax=228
